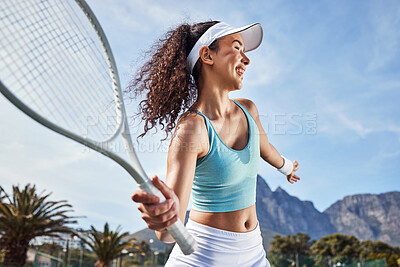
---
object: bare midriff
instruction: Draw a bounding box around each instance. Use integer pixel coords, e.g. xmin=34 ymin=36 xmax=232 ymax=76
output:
xmin=189 ymin=204 xmax=258 ymax=232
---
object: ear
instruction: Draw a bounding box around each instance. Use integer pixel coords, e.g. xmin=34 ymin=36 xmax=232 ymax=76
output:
xmin=199 ymin=46 xmax=214 ymax=66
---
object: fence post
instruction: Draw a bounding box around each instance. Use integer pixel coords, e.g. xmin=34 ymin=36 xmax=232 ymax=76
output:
xmin=64 ymin=239 xmax=69 ymax=267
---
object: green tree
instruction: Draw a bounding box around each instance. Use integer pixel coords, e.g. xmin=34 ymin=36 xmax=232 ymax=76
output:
xmin=360 ymin=240 xmax=400 ymax=267
xmin=269 ymin=233 xmax=315 ymax=267
xmin=311 ymin=233 xmax=361 ymax=266
xmin=0 ymin=184 xmax=76 ymax=266
xmin=80 ymin=223 xmax=135 ymax=267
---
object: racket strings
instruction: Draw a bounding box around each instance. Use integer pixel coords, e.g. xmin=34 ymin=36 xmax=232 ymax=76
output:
xmin=7 ymin=0 xmax=97 ymax=136
xmin=3 ymin=3 xmax=72 ymax=126
xmin=2 ymin=0 xmax=107 ymax=133
xmin=9 ymin=1 xmax=80 ymax=126
xmin=57 ymin=1 xmax=121 ymax=121
xmin=0 ymin=0 xmax=122 ymax=142
xmin=44 ymin=0 xmax=119 ymax=135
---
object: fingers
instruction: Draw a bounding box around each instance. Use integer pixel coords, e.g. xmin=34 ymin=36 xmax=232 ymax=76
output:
xmin=141 ymin=201 xmax=179 ymax=231
xmin=287 ymin=161 xmax=300 ymax=184
xmin=138 ymin=198 xmax=175 ymax=217
xmin=131 ymin=189 xmax=160 ymax=204
xmin=132 ymin=175 xmax=180 ymax=231
xmin=144 ymin=215 xmax=178 ymax=231
xmin=131 ymin=175 xmax=173 ymax=203
xmin=137 ymin=198 xmax=179 ymax=231
xmin=287 ymin=174 xmax=300 ymax=184
xmin=151 ymin=175 xmax=175 ymax=200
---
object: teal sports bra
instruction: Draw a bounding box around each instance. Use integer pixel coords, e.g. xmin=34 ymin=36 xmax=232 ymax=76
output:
xmin=192 ymin=100 xmax=260 ymax=213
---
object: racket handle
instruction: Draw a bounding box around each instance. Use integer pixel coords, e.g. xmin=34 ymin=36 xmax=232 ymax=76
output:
xmin=139 ymin=180 xmax=198 ymax=255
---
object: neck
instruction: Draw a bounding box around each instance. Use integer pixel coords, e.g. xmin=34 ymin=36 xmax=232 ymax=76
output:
xmin=195 ymin=73 xmax=233 ymax=119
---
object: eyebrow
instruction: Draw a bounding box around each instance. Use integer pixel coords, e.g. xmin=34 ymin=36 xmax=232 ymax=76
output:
xmin=232 ymin=40 xmax=243 ymax=47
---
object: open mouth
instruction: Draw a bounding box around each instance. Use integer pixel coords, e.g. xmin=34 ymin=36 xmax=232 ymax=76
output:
xmin=235 ymin=67 xmax=245 ymax=78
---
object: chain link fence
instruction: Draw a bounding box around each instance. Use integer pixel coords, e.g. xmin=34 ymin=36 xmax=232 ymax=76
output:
xmin=268 ymin=253 xmax=387 ymax=267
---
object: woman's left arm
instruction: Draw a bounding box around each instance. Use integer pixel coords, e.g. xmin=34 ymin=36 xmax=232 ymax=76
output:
xmin=236 ymin=98 xmax=300 ymax=184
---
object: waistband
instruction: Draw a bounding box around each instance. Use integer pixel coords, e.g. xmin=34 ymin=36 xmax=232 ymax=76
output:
xmin=186 ymin=218 xmax=261 ymax=241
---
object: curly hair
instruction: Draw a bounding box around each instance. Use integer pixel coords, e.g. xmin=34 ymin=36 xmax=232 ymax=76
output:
xmin=127 ymin=20 xmax=220 ymax=139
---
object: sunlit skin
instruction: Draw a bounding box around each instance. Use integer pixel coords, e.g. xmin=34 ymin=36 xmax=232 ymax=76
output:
xmin=132 ymin=33 xmax=300 ymax=243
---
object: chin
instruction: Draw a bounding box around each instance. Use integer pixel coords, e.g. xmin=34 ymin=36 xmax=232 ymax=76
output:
xmin=230 ymin=84 xmax=242 ymax=92
xmin=235 ymin=81 xmax=243 ymax=90
xmin=228 ymin=77 xmax=243 ymax=91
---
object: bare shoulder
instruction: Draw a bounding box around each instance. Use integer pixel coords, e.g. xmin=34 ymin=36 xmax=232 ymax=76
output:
xmin=170 ymin=111 xmax=208 ymax=152
xmin=175 ymin=111 xmax=206 ymax=137
xmin=233 ymin=98 xmax=259 ymax=119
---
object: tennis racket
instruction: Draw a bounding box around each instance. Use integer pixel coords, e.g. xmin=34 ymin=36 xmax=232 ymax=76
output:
xmin=0 ymin=0 xmax=197 ymax=254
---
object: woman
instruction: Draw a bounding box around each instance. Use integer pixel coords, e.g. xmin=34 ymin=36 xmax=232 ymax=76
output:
xmin=129 ymin=21 xmax=300 ymax=266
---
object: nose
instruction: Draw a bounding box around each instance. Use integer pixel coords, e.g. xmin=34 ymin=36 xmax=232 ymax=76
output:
xmin=241 ymin=51 xmax=250 ymax=65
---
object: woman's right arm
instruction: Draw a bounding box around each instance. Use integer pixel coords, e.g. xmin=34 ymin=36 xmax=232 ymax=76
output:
xmin=131 ymin=114 xmax=208 ymax=243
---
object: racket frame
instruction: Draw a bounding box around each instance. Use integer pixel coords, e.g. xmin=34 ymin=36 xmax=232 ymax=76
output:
xmin=0 ymin=0 xmax=197 ymax=254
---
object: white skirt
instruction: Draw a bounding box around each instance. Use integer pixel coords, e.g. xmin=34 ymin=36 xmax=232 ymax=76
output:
xmin=165 ymin=219 xmax=270 ymax=267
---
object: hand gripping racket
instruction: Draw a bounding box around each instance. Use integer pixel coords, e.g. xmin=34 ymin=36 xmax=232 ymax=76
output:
xmin=0 ymin=0 xmax=197 ymax=254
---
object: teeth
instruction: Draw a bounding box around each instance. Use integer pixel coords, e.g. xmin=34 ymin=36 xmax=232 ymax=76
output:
xmin=236 ymin=67 xmax=244 ymax=76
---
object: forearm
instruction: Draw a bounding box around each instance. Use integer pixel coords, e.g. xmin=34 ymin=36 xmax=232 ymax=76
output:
xmin=261 ymin=142 xmax=284 ymax=169
xmin=262 ymin=143 xmax=297 ymax=179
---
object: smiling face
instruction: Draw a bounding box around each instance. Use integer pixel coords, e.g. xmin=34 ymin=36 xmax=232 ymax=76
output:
xmin=210 ymin=32 xmax=250 ymax=91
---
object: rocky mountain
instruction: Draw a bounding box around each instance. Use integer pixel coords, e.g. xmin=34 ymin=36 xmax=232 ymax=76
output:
xmin=256 ymin=175 xmax=400 ymax=247
xmin=255 ymin=175 xmax=336 ymax=240
xmin=324 ymin=192 xmax=400 ymax=247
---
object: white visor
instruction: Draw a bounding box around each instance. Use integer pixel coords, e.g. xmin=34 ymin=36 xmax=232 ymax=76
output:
xmin=186 ymin=22 xmax=263 ymax=73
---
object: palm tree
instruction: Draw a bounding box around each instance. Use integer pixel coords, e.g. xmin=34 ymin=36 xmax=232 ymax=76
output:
xmin=0 ymin=184 xmax=76 ymax=266
xmin=80 ymin=223 xmax=135 ymax=267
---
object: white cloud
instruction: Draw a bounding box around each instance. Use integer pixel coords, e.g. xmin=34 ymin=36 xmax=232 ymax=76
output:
xmin=314 ymin=94 xmax=367 ymax=137
xmin=315 ymin=94 xmax=400 ymax=140
xmin=328 ymin=107 xmax=373 ymax=138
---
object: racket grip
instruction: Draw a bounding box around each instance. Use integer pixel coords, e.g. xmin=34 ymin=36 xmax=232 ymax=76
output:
xmin=166 ymin=219 xmax=198 ymax=255
xmin=139 ymin=180 xmax=198 ymax=255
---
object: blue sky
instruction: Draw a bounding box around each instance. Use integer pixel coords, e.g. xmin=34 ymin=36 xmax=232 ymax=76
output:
xmin=0 ymin=0 xmax=399 ymax=234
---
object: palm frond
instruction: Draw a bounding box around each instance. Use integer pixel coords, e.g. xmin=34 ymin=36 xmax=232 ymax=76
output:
xmin=79 ymin=223 xmax=133 ymax=266
xmin=0 ymin=184 xmax=77 ymax=266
